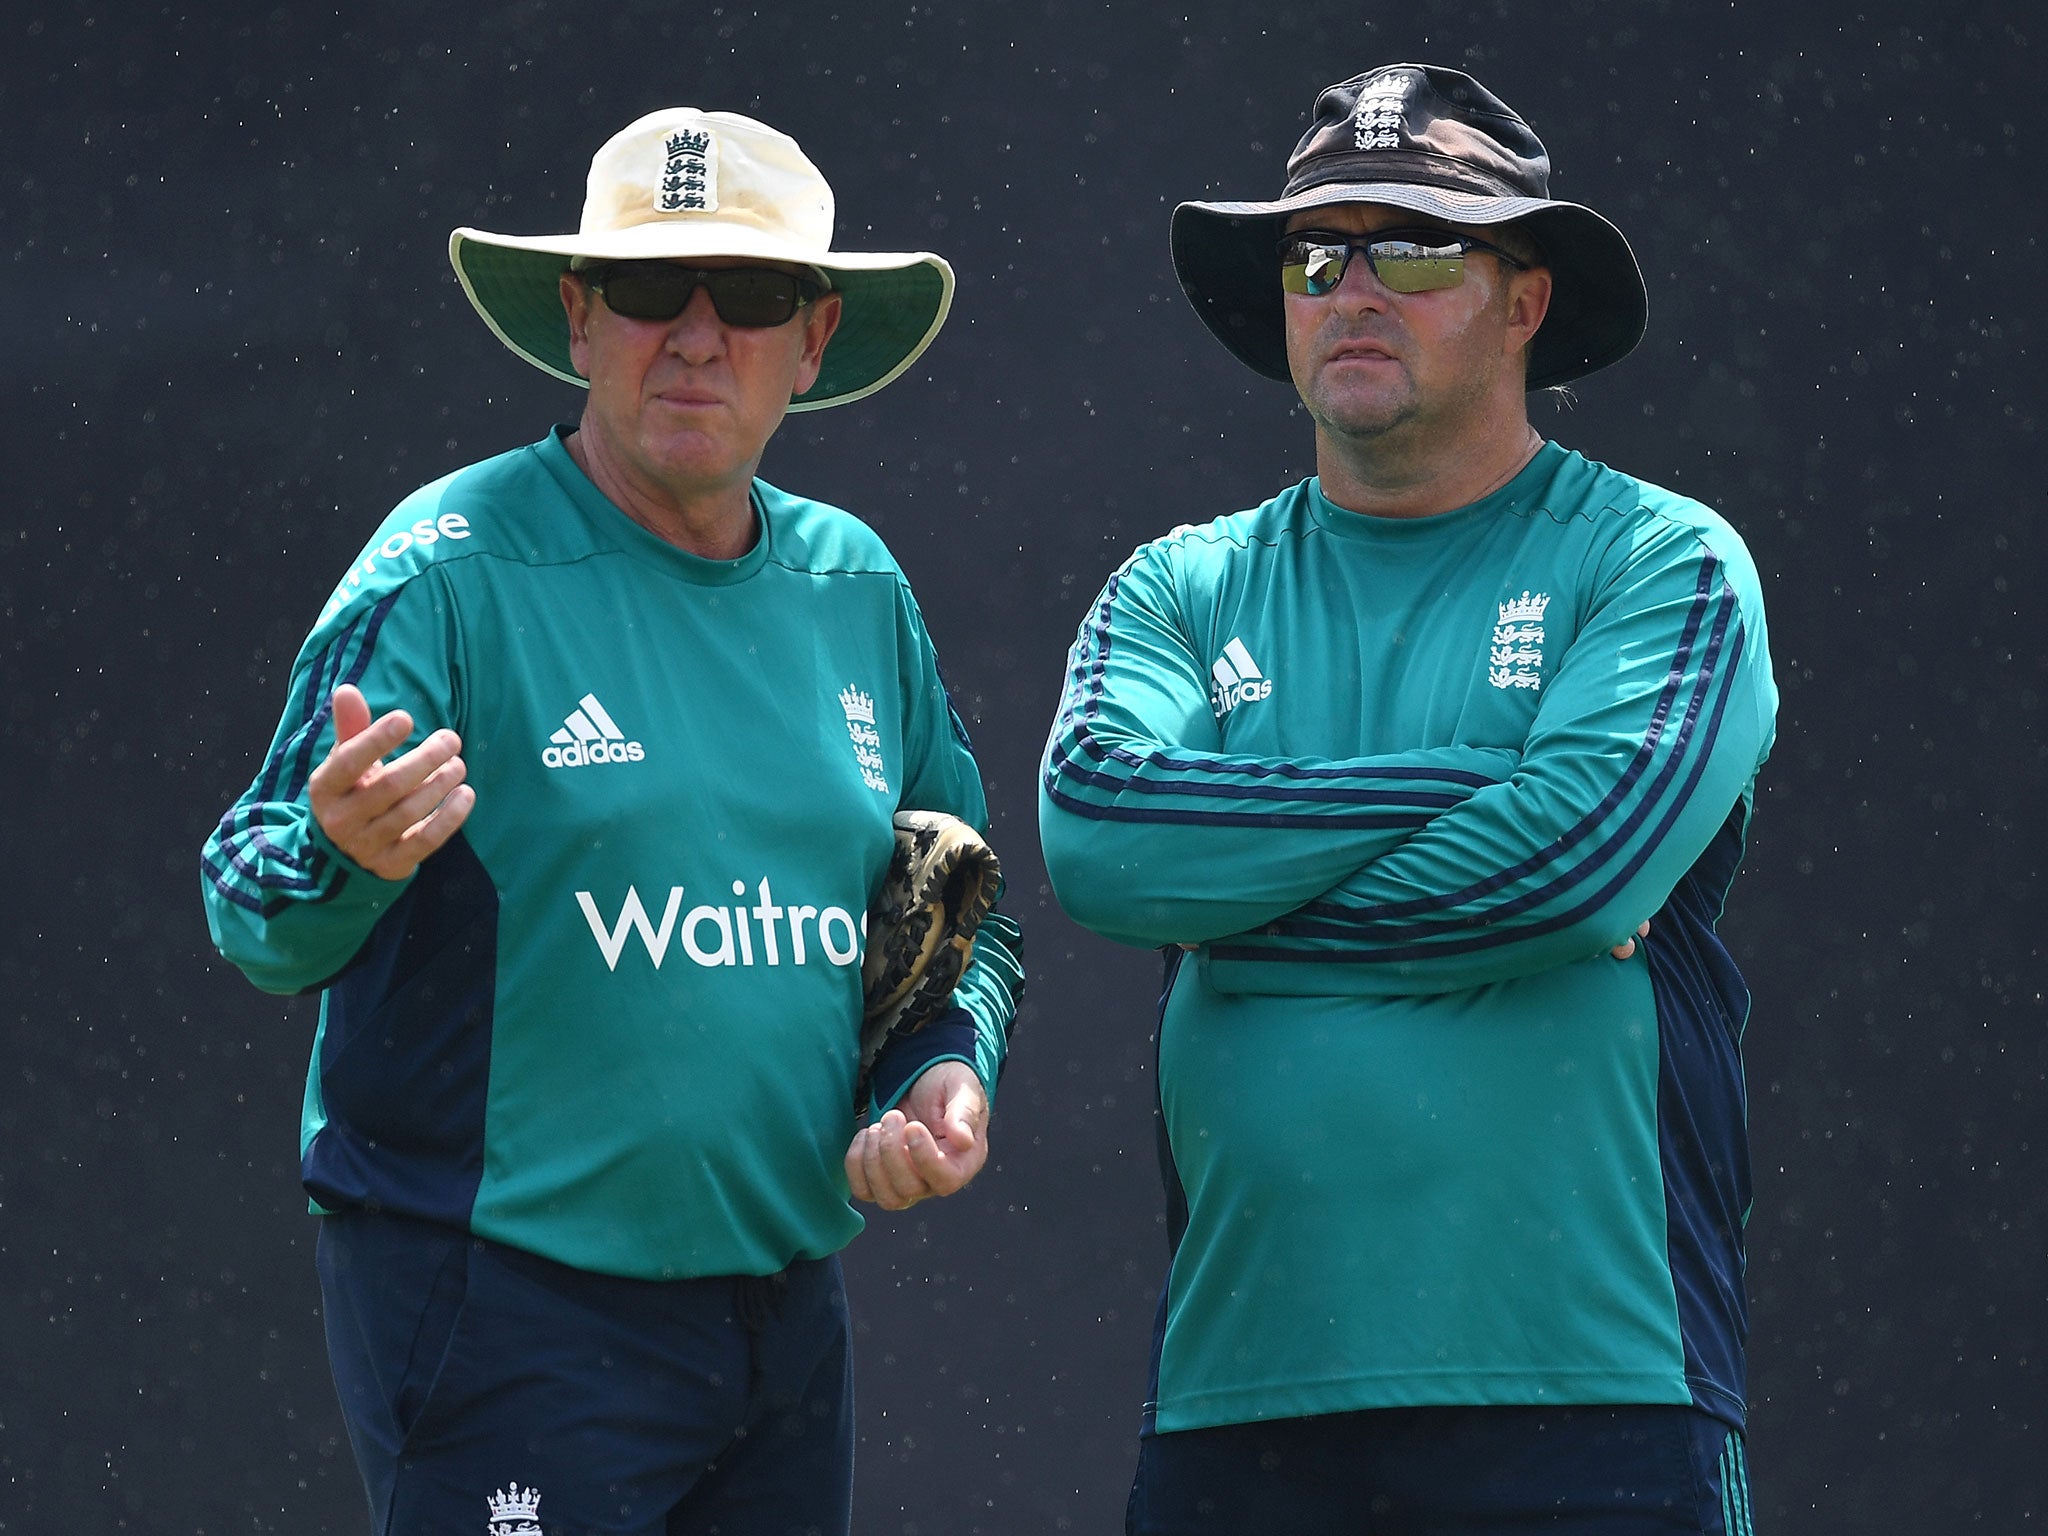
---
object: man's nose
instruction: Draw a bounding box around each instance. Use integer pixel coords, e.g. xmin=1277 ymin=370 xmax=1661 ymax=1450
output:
xmin=664 ymin=283 xmax=728 ymax=358
xmin=1329 ymin=247 xmax=1394 ymax=309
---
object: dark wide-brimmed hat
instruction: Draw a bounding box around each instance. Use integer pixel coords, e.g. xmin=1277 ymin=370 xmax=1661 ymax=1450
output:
xmin=1171 ymin=64 xmax=1647 ymax=390
xmin=450 ymin=108 xmax=953 ymax=412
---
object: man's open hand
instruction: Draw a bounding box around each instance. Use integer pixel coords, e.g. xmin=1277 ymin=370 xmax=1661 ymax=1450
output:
xmin=308 ymin=684 xmax=474 ymax=881
xmin=845 ymin=1060 xmax=990 ymax=1211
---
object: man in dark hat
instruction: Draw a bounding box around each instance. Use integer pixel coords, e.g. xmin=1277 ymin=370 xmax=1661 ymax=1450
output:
xmin=1041 ymin=65 xmax=1776 ymax=1533
xmin=201 ymin=107 xmax=1022 ymax=1536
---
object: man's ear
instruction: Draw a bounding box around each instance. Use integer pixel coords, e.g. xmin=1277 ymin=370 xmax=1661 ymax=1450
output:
xmin=560 ymin=270 xmax=594 ymax=381
xmin=793 ymin=290 xmax=845 ymax=396
xmin=1503 ymin=264 xmax=1553 ymax=359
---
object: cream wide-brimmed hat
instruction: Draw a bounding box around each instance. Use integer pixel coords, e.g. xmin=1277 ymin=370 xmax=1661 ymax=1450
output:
xmin=449 ymin=108 xmax=954 ymax=411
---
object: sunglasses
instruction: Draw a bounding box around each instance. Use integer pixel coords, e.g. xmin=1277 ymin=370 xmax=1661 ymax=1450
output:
xmin=1279 ymin=228 xmax=1530 ymax=296
xmin=579 ymin=262 xmax=823 ymax=328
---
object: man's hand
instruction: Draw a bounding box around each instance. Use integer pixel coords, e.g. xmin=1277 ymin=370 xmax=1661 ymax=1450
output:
xmin=1610 ymin=919 xmax=1651 ymax=960
xmin=308 ymin=684 xmax=474 ymax=881
xmin=845 ymin=1060 xmax=989 ymax=1211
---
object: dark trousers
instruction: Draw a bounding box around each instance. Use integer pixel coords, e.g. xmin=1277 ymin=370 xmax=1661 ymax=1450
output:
xmin=316 ymin=1210 xmax=853 ymax=1536
xmin=1129 ymin=1403 xmax=1755 ymax=1536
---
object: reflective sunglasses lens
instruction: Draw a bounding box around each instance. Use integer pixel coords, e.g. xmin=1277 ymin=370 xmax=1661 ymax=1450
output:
xmin=1372 ymin=239 xmax=1466 ymax=293
xmin=1280 ymin=241 xmax=1348 ymax=297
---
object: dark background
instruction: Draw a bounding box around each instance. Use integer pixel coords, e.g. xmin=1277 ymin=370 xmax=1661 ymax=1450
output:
xmin=5 ymin=1 xmax=2041 ymax=1530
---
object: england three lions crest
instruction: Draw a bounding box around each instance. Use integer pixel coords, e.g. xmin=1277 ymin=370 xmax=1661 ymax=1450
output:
xmin=1489 ymin=591 xmax=1550 ymax=691
xmin=839 ymin=685 xmax=890 ymax=793
xmin=487 ymin=1482 xmax=542 ymax=1536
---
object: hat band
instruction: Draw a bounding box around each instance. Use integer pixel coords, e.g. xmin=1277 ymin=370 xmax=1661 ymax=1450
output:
xmin=1284 ymin=149 xmax=1538 ymax=203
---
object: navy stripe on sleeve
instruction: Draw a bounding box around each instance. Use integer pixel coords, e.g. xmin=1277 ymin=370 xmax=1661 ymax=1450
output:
xmin=204 ymin=594 xmax=403 ymax=915
xmin=1210 ymin=615 xmax=1747 ymax=964
xmin=1293 ymin=560 xmax=1730 ymax=925
xmin=1282 ymin=581 xmax=1738 ymax=941
xmin=1046 ymin=562 xmax=1497 ymax=823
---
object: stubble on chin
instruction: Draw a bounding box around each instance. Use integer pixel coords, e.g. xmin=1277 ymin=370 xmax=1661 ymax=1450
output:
xmin=1290 ymin=308 xmax=1416 ymax=436
xmin=1301 ymin=357 xmax=1419 ymax=445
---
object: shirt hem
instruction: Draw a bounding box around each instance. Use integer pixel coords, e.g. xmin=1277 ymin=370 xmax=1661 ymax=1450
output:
xmin=1150 ymin=1369 xmax=1693 ymax=1436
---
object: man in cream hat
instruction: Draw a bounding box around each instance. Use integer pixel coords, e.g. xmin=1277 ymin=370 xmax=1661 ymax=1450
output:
xmin=202 ymin=107 xmax=1021 ymax=1535
xmin=1041 ymin=66 xmax=1775 ymax=1533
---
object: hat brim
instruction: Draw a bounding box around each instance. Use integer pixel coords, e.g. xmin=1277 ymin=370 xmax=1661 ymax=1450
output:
xmin=449 ymin=227 xmax=954 ymax=412
xmin=1169 ymin=182 xmax=1647 ymax=391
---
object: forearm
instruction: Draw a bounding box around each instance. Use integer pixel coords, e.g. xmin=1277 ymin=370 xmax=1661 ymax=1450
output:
xmin=1040 ymin=734 xmax=1518 ymax=946
xmin=1205 ymin=552 xmax=1775 ymax=993
xmin=951 ymin=907 xmax=1023 ymax=1096
xmin=1040 ymin=537 xmax=1522 ymax=946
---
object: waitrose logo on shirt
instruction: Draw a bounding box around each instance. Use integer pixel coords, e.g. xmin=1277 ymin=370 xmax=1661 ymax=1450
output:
xmin=575 ymin=878 xmax=865 ymax=972
xmin=318 ymin=512 xmax=473 ymax=624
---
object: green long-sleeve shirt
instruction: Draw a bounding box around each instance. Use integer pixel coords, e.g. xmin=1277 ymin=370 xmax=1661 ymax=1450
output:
xmin=203 ymin=428 xmax=1022 ymax=1280
xmin=1041 ymin=441 xmax=1774 ymax=1433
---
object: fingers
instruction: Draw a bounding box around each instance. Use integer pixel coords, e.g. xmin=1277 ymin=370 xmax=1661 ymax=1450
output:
xmin=314 ymin=727 xmax=463 ymax=832
xmin=908 ymin=1061 xmax=987 ymax=1131
xmin=844 ymin=1106 xmax=986 ymax=1211
xmin=309 ymin=689 xmax=472 ymax=879
xmin=906 ymin=1114 xmax=979 ymax=1194
xmin=843 ymin=1135 xmax=875 ymax=1203
xmin=871 ymin=1112 xmax=932 ymax=1209
xmin=376 ymin=779 xmax=477 ymax=874
xmin=934 ymin=1077 xmax=984 ymax=1151
xmin=358 ymin=749 xmax=471 ymax=848
xmin=329 ymin=683 xmax=373 ymax=745
xmin=1609 ymin=920 xmax=1652 ymax=961
xmin=309 ymin=701 xmax=418 ymax=803
xmin=847 ymin=1113 xmax=921 ymax=1210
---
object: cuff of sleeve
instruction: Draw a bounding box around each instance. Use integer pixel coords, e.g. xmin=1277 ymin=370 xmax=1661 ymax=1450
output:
xmin=305 ymin=815 xmax=414 ymax=896
xmin=869 ymin=1006 xmax=985 ymax=1113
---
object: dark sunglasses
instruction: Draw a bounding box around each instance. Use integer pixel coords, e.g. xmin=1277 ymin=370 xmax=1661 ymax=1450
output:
xmin=1279 ymin=228 xmax=1529 ymax=297
xmin=579 ymin=262 xmax=823 ymax=327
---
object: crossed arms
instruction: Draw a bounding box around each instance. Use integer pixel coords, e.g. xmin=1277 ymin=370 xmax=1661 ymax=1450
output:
xmin=1039 ymin=521 xmax=1776 ymax=994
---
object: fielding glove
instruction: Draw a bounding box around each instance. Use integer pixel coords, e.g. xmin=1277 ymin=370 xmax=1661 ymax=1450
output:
xmin=857 ymin=810 xmax=1002 ymax=1107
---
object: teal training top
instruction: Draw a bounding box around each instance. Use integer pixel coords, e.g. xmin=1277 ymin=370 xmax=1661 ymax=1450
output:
xmin=1040 ymin=441 xmax=1776 ymax=1435
xmin=202 ymin=428 xmax=1024 ymax=1281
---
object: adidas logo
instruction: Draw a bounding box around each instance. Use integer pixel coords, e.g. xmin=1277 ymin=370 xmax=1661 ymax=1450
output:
xmin=541 ymin=692 xmax=647 ymax=769
xmin=1209 ymin=637 xmax=1274 ymax=718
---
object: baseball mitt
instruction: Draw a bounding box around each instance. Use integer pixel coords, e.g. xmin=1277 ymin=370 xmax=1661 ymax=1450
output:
xmin=857 ymin=810 xmax=1002 ymax=1102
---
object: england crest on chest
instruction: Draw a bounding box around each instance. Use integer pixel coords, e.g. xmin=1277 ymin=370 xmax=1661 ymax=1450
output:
xmin=1488 ymin=590 xmax=1551 ymax=691
xmin=839 ymin=684 xmax=891 ymax=793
